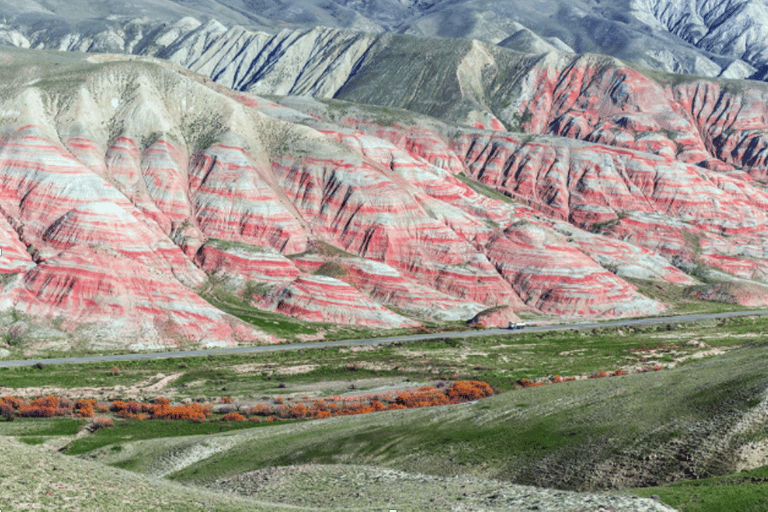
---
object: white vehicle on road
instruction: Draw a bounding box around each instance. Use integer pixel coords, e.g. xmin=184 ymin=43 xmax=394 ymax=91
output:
xmin=508 ymin=322 xmax=527 ymax=330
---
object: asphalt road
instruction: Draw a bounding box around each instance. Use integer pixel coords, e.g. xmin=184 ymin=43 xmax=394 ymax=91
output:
xmin=1 ymin=309 xmax=767 ymax=368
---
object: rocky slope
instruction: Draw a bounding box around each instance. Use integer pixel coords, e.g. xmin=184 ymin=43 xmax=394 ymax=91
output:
xmin=0 ymin=46 xmax=669 ymax=351
xmin=5 ymin=26 xmax=768 ymax=349
xmin=7 ymin=1 xmax=768 ymax=79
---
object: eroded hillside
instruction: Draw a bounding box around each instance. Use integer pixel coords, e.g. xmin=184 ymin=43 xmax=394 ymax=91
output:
xmin=3 ymin=32 xmax=768 ymax=351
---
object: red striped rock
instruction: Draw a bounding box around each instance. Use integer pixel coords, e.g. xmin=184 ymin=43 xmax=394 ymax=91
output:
xmin=41 ymin=200 xmax=205 ymax=288
xmin=692 ymin=281 xmax=768 ymax=308
xmin=195 ymin=239 xmax=301 ymax=283
xmin=1 ymin=245 xmax=268 ymax=347
xmin=0 ymin=215 xmax=34 ymax=274
xmin=486 ymin=223 xmax=664 ymax=317
xmin=190 ymin=145 xmax=310 ymax=255
xmin=270 ymin=153 xmax=519 ymax=307
xmin=252 ymin=274 xmax=417 ymax=327
xmin=13 ymin=45 xmax=768 ymax=347
xmin=291 ymin=254 xmax=489 ymax=321
xmin=468 ymin=306 xmax=521 ymax=328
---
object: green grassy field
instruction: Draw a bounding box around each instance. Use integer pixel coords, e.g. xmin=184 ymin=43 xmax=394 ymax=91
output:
xmin=630 ymin=465 xmax=768 ymax=511
xmin=3 ymin=313 xmax=766 ymax=401
xmin=4 ymin=314 xmax=768 ymax=510
xmin=60 ymin=341 xmax=765 ymax=497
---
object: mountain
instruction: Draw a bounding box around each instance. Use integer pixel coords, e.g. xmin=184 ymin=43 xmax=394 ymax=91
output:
xmin=0 ymin=45 xmax=656 ymax=351
xmin=4 ymin=0 xmax=768 ymax=80
xmin=5 ymin=4 xmax=768 ymax=350
xmin=3 ymin=28 xmax=768 ymax=351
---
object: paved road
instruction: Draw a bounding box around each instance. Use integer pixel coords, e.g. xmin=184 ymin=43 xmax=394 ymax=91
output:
xmin=1 ymin=309 xmax=767 ymax=368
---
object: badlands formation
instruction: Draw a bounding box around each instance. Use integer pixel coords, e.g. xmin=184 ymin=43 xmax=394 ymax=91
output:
xmin=2 ymin=20 xmax=768 ymax=349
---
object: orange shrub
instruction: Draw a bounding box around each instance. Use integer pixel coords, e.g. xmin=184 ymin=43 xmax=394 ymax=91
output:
xmin=220 ymin=396 xmax=234 ymax=404
xmin=151 ymin=403 xmax=210 ymax=422
xmin=118 ymin=411 xmax=148 ymax=420
xmin=2 ymin=396 xmax=25 ymax=409
xmin=251 ymin=404 xmax=273 ymax=416
xmin=31 ymin=396 xmax=59 ymax=410
xmin=289 ymin=403 xmax=309 ymax=418
xmin=222 ymin=412 xmax=246 ymax=421
xmin=111 ymin=400 xmax=127 ymax=412
xmin=19 ymin=405 xmax=56 ymax=418
xmin=370 ymin=400 xmax=386 ymax=412
xmin=75 ymin=399 xmax=97 ymax=410
xmin=448 ymin=381 xmax=494 ymax=401
xmin=78 ymin=406 xmax=94 ymax=418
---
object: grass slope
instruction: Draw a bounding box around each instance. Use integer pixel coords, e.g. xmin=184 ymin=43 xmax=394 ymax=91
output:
xmin=3 ymin=313 xmax=765 ymax=401
xmin=0 ymin=438 xmax=329 ymax=511
xmin=631 ymin=465 xmax=768 ymax=512
xmin=81 ymin=341 xmax=768 ymax=496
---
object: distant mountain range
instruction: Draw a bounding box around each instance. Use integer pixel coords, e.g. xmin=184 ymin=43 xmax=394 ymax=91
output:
xmin=4 ymin=0 xmax=768 ymax=80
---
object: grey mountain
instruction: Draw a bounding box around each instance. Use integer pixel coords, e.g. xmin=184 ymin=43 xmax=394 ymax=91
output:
xmin=1 ymin=0 xmax=768 ymax=80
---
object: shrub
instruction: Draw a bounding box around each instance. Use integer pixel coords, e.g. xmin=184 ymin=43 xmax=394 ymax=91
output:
xmin=3 ymin=396 xmax=25 ymax=409
xmin=289 ymin=403 xmax=309 ymax=418
xmin=1 ymin=403 xmax=15 ymax=421
xmin=151 ymin=403 xmax=210 ymax=422
xmin=222 ymin=412 xmax=246 ymax=421
xmin=19 ymin=405 xmax=56 ymax=418
xmin=448 ymin=381 xmax=494 ymax=401
xmin=32 ymin=396 xmax=59 ymax=410
xmin=75 ymin=399 xmax=97 ymax=411
xmin=251 ymin=404 xmax=273 ymax=416
xmin=78 ymin=406 xmax=94 ymax=418
xmin=89 ymin=418 xmax=114 ymax=430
